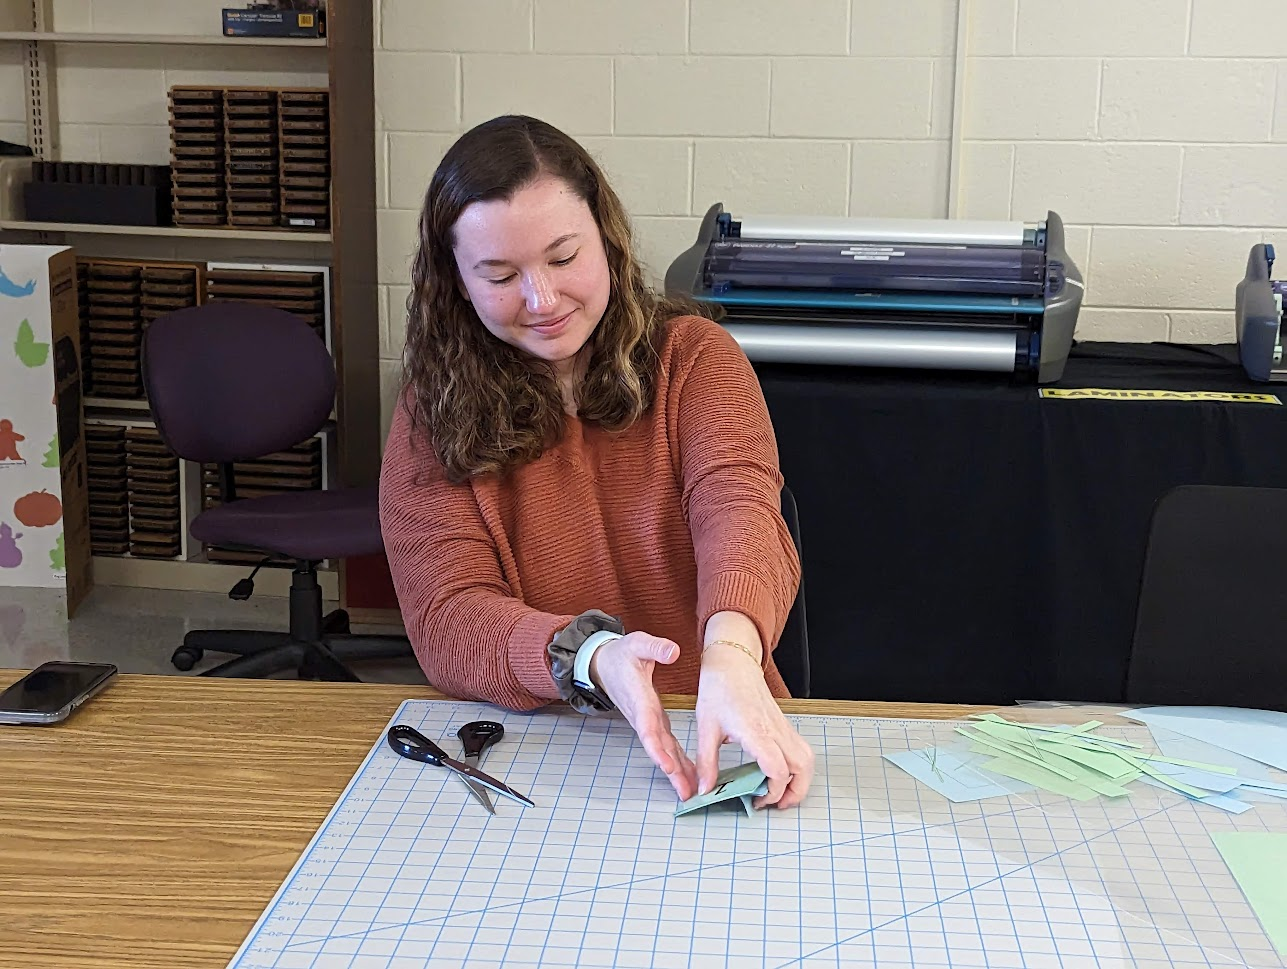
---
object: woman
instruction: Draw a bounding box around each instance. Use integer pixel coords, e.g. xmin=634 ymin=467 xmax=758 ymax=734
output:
xmin=380 ymin=115 xmax=814 ymax=810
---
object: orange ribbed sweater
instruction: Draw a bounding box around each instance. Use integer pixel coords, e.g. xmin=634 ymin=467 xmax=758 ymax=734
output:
xmin=378 ymin=315 xmax=800 ymax=711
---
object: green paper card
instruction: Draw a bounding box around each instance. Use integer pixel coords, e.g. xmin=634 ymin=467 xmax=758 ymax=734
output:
xmin=675 ymin=762 xmax=769 ymax=817
xmin=1212 ymin=832 xmax=1287 ymax=956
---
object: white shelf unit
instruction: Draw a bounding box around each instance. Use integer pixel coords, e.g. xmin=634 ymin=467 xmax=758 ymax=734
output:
xmin=0 ymin=219 xmax=332 ymax=242
xmin=5 ymin=0 xmax=380 ymax=606
xmin=205 ymin=260 xmax=334 ymax=352
xmin=0 ymin=31 xmax=326 ymax=46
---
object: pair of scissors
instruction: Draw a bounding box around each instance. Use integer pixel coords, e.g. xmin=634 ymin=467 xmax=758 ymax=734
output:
xmin=455 ymin=721 xmax=504 ymax=813
xmin=387 ymin=721 xmax=534 ymax=812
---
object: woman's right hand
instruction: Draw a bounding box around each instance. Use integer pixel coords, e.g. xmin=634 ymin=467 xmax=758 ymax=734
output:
xmin=590 ymin=632 xmax=699 ymax=800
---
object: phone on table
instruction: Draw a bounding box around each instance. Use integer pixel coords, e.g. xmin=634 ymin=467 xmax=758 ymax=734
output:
xmin=0 ymin=661 xmax=118 ymax=725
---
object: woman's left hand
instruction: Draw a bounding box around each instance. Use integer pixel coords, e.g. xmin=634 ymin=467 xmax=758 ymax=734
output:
xmin=694 ymin=642 xmax=815 ymax=810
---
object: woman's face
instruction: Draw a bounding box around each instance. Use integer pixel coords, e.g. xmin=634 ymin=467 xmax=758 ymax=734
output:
xmin=451 ymin=174 xmax=611 ymax=378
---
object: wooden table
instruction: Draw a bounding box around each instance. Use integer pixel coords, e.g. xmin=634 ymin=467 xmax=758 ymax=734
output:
xmin=0 ymin=670 xmax=986 ymax=969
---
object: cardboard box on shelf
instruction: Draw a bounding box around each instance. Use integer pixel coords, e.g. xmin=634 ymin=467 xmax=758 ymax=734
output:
xmin=0 ymin=244 xmax=93 ymax=617
xmin=222 ymin=2 xmax=326 ymax=38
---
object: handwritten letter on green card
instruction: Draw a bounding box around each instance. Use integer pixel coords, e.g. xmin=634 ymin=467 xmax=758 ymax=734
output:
xmin=1211 ymin=832 xmax=1287 ymax=956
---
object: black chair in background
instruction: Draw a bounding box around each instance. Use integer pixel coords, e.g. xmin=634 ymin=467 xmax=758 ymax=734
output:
xmin=1125 ymin=484 xmax=1287 ymax=712
xmin=142 ymin=302 xmax=412 ymax=681
xmin=778 ymin=484 xmax=812 ymax=699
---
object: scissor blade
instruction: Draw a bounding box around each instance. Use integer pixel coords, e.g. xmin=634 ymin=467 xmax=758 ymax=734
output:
xmin=455 ymin=772 xmax=495 ymax=814
xmin=442 ymin=756 xmax=534 ymax=808
xmin=462 ymin=753 xmax=495 ymax=812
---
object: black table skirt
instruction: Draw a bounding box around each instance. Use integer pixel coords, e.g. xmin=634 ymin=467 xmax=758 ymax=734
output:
xmin=755 ymin=342 xmax=1287 ymax=704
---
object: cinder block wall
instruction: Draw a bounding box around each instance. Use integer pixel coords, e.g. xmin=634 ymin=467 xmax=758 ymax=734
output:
xmin=0 ymin=2 xmax=1281 ymax=440
xmin=374 ymin=1 xmax=1287 ymax=432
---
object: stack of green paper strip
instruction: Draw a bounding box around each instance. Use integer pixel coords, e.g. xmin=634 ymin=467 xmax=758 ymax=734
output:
xmin=884 ymin=713 xmax=1287 ymax=810
xmin=952 ymin=714 xmax=1245 ymax=804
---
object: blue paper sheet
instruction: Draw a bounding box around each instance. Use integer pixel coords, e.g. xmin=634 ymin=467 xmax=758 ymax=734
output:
xmin=1142 ymin=760 xmax=1243 ymax=794
xmin=1123 ymin=706 xmax=1287 ymax=773
xmin=884 ymin=747 xmax=1033 ymax=802
xmin=1137 ymin=775 xmax=1253 ymax=814
xmin=1240 ymin=782 xmax=1287 ymax=800
xmin=1152 ymin=729 xmax=1281 ymax=783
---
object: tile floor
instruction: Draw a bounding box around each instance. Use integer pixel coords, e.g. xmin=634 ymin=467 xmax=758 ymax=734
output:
xmin=0 ymin=583 xmax=428 ymax=685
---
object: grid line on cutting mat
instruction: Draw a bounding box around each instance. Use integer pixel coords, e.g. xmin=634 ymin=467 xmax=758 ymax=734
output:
xmin=227 ymin=701 xmax=1287 ymax=969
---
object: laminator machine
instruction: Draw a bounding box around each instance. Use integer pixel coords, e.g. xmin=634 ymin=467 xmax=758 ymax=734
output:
xmin=1236 ymin=243 xmax=1287 ymax=382
xmin=665 ymin=204 xmax=1084 ymax=383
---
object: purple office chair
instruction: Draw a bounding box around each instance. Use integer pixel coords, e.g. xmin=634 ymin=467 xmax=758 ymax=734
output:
xmin=141 ymin=302 xmax=411 ymax=681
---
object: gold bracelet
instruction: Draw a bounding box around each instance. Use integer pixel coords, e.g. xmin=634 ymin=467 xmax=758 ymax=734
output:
xmin=704 ymin=639 xmax=760 ymax=664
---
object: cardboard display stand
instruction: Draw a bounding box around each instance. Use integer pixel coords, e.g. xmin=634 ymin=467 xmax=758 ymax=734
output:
xmin=0 ymin=244 xmax=93 ymax=616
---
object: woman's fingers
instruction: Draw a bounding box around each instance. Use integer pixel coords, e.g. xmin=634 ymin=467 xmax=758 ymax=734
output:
xmin=734 ymin=721 xmax=815 ymax=810
xmin=742 ymin=738 xmax=792 ymax=809
xmin=694 ymin=713 xmax=727 ymax=795
xmin=636 ymin=709 xmax=696 ymax=799
xmin=666 ymin=733 xmax=698 ymax=799
xmin=773 ymin=738 xmax=816 ymax=810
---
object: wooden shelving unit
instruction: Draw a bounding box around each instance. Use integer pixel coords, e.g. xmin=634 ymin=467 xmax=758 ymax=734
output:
xmin=1 ymin=0 xmax=379 ymax=605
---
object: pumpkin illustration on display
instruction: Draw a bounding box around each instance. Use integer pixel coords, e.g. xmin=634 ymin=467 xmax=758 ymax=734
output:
xmin=13 ymin=490 xmax=62 ymax=527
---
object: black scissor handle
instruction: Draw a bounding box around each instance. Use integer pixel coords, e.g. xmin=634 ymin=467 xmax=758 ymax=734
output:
xmin=388 ymin=724 xmax=449 ymax=766
xmin=458 ymin=720 xmax=504 ymax=760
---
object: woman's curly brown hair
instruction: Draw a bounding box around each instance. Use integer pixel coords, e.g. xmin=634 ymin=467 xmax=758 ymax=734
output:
xmin=401 ymin=114 xmax=706 ymax=483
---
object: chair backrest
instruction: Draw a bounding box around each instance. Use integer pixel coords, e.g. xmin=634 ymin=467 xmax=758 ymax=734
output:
xmin=777 ymin=483 xmax=812 ymax=699
xmin=1126 ymin=484 xmax=1287 ymax=712
xmin=141 ymin=302 xmax=336 ymax=465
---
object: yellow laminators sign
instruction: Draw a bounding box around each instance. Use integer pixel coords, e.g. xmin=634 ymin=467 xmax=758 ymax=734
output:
xmin=1040 ymin=388 xmax=1281 ymax=404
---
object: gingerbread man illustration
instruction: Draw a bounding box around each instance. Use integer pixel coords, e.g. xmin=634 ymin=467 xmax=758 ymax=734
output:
xmin=0 ymin=419 xmax=24 ymax=463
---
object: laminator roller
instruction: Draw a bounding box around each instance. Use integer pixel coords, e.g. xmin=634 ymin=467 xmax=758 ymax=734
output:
xmin=665 ymin=205 xmax=1084 ymax=383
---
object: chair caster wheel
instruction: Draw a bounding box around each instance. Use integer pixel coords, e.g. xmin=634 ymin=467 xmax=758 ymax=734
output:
xmin=172 ymin=647 xmax=202 ymax=671
xmin=323 ymin=609 xmax=351 ymax=635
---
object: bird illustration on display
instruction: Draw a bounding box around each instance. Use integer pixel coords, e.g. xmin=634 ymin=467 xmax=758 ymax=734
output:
xmin=0 ymin=522 xmax=22 ymax=569
xmin=0 ymin=267 xmax=37 ymax=298
xmin=15 ymin=320 xmax=49 ymax=368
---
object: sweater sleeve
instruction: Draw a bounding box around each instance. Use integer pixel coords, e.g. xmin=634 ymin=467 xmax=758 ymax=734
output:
xmin=668 ymin=318 xmax=802 ymax=656
xmin=378 ymin=397 xmax=574 ymax=711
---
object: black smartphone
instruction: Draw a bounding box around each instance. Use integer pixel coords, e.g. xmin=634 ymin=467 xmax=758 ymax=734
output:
xmin=0 ymin=661 xmax=118 ymax=725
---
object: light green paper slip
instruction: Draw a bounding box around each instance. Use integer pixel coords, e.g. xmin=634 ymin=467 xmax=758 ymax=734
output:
xmin=1211 ymin=832 xmax=1287 ymax=956
xmin=969 ymin=743 xmax=1135 ymax=798
xmin=1031 ymin=738 xmax=1138 ymax=778
xmin=971 ymin=713 xmax=1106 ymax=735
xmin=970 ymin=714 xmax=1142 ymax=748
xmin=969 ymin=716 xmax=1236 ymax=775
xmin=980 ymin=755 xmax=1100 ymax=801
xmin=969 ymin=720 xmax=1118 ymax=760
xmin=1134 ymin=760 xmax=1210 ymax=799
xmin=1060 ymin=767 xmax=1136 ymax=798
xmin=960 ymin=724 xmax=1136 ymax=794
xmin=960 ymin=715 xmax=1246 ymax=803
xmin=957 ymin=728 xmax=1080 ymax=780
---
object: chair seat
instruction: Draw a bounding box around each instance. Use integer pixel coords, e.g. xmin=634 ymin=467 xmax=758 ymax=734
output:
xmin=191 ymin=486 xmax=383 ymax=561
